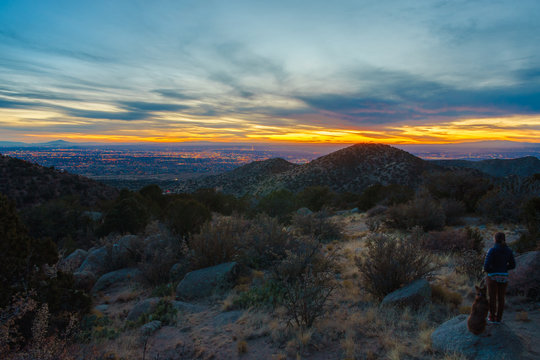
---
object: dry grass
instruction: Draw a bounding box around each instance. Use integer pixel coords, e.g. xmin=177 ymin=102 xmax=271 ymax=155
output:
xmin=516 ymin=311 xmax=531 ymax=322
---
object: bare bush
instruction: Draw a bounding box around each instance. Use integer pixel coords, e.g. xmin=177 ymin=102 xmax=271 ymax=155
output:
xmin=385 ymin=193 xmax=445 ymax=231
xmin=291 ymin=210 xmax=342 ymax=242
xmin=273 ymin=239 xmax=338 ymax=329
xmin=422 ymin=227 xmax=482 ymax=253
xmin=356 ymin=234 xmax=434 ymax=300
xmin=189 ymin=214 xmax=292 ymax=270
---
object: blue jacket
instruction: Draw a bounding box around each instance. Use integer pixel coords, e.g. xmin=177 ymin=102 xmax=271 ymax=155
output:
xmin=483 ymin=243 xmax=516 ymax=274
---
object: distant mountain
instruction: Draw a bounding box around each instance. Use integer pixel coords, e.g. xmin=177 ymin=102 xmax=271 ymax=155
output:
xmin=175 ymin=143 xmax=440 ymax=196
xmin=433 ymin=156 xmax=540 ymax=178
xmin=0 ymin=154 xmax=118 ymax=208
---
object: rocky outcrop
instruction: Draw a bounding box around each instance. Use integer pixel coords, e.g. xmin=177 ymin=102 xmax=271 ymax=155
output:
xmin=59 ymin=249 xmax=88 ymax=273
xmin=92 ymin=268 xmax=141 ymax=293
xmin=169 ymin=261 xmax=190 ymax=282
xmin=127 ymin=297 xmax=161 ymax=322
xmin=77 ymin=247 xmax=109 ymax=277
xmin=73 ymin=270 xmax=96 ymax=292
xmin=431 ymin=314 xmax=526 ymax=359
xmin=111 ymin=235 xmax=138 ymax=268
xmin=140 ymin=320 xmax=162 ymax=336
xmin=176 ymin=262 xmax=239 ymax=300
xmin=381 ymin=279 xmax=431 ymax=308
xmin=508 ymin=251 xmax=540 ymax=299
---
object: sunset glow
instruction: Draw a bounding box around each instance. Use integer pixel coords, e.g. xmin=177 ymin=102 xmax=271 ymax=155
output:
xmin=1 ymin=1 xmax=539 ymax=145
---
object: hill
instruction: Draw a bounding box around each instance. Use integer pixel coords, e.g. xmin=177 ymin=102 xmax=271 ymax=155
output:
xmin=175 ymin=157 xmax=298 ymax=195
xmin=175 ymin=143 xmax=440 ymax=196
xmin=0 ymin=154 xmax=118 ymax=208
xmin=433 ymin=156 xmax=540 ymax=178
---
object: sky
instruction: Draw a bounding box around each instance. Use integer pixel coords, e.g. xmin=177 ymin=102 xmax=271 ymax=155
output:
xmin=1 ymin=0 xmax=540 ymax=144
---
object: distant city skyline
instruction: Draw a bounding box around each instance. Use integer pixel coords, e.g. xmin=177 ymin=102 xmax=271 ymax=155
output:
xmin=1 ymin=1 xmax=540 ymax=144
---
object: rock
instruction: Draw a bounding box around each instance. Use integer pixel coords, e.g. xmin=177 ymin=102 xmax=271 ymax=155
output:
xmin=172 ymin=301 xmax=204 ymax=313
xmin=95 ymin=304 xmax=109 ymax=313
xmin=381 ymin=279 xmax=431 ymax=308
xmin=431 ymin=314 xmax=526 ymax=359
xmin=59 ymin=249 xmax=88 ymax=273
xmin=176 ymin=262 xmax=239 ymax=300
xmin=92 ymin=268 xmax=141 ymax=293
xmin=127 ymin=298 xmax=161 ymax=322
xmin=213 ymin=310 xmax=243 ymax=327
xmin=140 ymin=320 xmax=162 ymax=336
xmin=111 ymin=235 xmax=138 ymax=267
xmin=78 ymin=246 xmax=109 ymax=277
xmin=169 ymin=261 xmax=190 ymax=282
xmin=508 ymin=251 xmax=540 ymax=299
xmin=296 ymin=207 xmax=313 ymax=216
xmin=73 ymin=271 xmax=96 ymax=292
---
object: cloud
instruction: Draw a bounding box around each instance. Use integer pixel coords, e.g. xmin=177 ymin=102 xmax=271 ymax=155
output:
xmin=153 ymin=89 xmax=195 ymax=100
xmin=119 ymin=101 xmax=190 ymax=112
xmin=65 ymin=109 xmax=148 ymax=121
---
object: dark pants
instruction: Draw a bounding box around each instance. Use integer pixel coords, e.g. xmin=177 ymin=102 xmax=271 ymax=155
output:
xmin=486 ymin=276 xmax=508 ymax=321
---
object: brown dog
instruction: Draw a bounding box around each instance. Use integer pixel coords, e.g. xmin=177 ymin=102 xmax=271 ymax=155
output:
xmin=467 ymin=281 xmax=489 ymax=335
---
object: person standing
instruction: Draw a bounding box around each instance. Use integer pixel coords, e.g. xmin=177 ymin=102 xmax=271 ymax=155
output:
xmin=483 ymin=232 xmax=516 ymax=323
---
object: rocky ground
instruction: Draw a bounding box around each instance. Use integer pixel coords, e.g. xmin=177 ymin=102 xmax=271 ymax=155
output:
xmin=64 ymin=213 xmax=540 ymax=360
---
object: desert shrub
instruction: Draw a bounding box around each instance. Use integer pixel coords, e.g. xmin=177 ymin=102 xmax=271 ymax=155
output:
xmin=137 ymin=223 xmax=189 ymax=285
xmin=290 ymin=210 xmax=342 ymax=242
xmin=233 ymin=280 xmax=287 ymax=309
xmin=239 ymin=214 xmax=292 ymax=269
xmin=422 ymin=227 xmax=482 ymax=253
xmin=189 ymin=216 xmax=248 ymax=269
xmin=192 ymin=188 xmax=247 ymax=215
xmin=356 ymin=234 xmax=434 ymax=300
xmin=424 ymin=170 xmax=492 ymax=211
xmin=98 ymin=193 xmax=150 ymax=236
xmin=139 ymin=299 xmax=178 ymax=326
xmin=455 ymin=250 xmax=485 ymax=281
xmin=256 ymin=189 xmax=297 ymax=223
xmin=441 ymin=199 xmax=466 ymax=225
xmin=189 ymin=215 xmax=292 ymax=270
xmin=79 ymin=312 xmax=118 ymax=342
xmin=519 ymin=197 xmax=540 ymax=251
xmin=477 ymin=188 xmax=523 ymax=224
xmin=357 ymin=183 xmax=414 ymax=211
xmin=165 ymin=198 xmax=211 ymax=236
xmin=0 ymin=194 xmax=58 ymax=307
xmin=296 ymin=186 xmax=335 ymax=212
xmin=385 ymin=192 xmax=445 ymax=231
xmin=273 ymin=240 xmax=338 ymax=328
xmin=139 ymin=184 xmax=167 ymax=218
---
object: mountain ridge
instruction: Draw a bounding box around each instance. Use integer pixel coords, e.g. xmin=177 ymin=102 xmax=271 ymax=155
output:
xmin=175 ymin=143 xmax=440 ymax=196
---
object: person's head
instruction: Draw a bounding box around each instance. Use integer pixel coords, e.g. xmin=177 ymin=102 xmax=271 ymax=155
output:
xmin=494 ymin=232 xmax=506 ymax=245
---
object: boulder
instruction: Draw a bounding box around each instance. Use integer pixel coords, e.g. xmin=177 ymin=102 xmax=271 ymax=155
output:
xmin=140 ymin=320 xmax=162 ymax=336
xmin=508 ymin=251 xmax=540 ymax=299
xmin=111 ymin=235 xmax=138 ymax=267
xmin=127 ymin=297 xmax=161 ymax=322
xmin=381 ymin=279 xmax=431 ymax=308
xmin=169 ymin=261 xmax=190 ymax=282
xmin=73 ymin=271 xmax=96 ymax=292
xmin=296 ymin=207 xmax=313 ymax=216
xmin=172 ymin=301 xmax=204 ymax=313
xmin=213 ymin=310 xmax=243 ymax=327
xmin=92 ymin=268 xmax=141 ymax=293
xmin=431 ymin=314 xmax=526 ymax=359
xmin=59 ymin=249 xmax=88 ymax=273
xmin=77 ymin=246 xmax=109 ymax=277
xmin=176 ymin=262 xmax=239 ymax=300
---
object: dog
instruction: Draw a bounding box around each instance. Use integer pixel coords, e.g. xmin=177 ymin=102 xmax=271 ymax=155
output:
xmin=467 ymin=280 xmax=489 ymax=335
